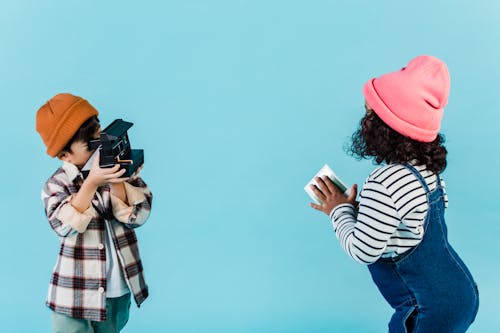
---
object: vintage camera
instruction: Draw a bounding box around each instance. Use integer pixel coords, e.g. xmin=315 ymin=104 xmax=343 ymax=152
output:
xmin=82 ymin=119 xmax=144 ymax=178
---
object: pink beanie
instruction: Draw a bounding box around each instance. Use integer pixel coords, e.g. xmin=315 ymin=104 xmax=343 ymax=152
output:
xmin=362 ymin=55 xmax=450 ymax=142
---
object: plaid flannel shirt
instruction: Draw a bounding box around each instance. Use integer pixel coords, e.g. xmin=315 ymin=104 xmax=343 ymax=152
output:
xmin=41 ymin=162 xmax=152 ymax=321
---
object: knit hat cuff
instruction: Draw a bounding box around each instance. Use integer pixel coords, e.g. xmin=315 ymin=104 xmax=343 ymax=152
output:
xmin=45 ymin=99 xmax=98 ymax=157
xmin=363 ymin=79 xmax=441 ymax=142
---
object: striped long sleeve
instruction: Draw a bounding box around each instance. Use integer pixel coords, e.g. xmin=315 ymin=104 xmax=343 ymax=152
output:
xmin=330 ymin=163 xmax=447 ymax=264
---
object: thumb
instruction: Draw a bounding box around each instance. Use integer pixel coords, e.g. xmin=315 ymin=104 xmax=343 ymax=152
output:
xmin=91 ymin=150 xmax=100 ymax=168
xmin=347 ymin=184 xmax=358 ymax=202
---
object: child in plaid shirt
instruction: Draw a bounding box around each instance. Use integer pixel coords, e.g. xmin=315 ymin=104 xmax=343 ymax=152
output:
xmin=36 ymin=93 xmax=153 ymax=333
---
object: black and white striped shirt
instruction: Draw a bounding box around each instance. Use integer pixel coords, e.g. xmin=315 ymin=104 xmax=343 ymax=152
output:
xmin=330 ymin=163 xmax=448 ymax=264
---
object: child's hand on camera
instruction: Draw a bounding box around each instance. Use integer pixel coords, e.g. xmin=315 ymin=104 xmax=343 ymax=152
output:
xmin=309 ymin=176 xmax=358 ymax=215
xmin=86 ymin=152 xmax=128 ymax=187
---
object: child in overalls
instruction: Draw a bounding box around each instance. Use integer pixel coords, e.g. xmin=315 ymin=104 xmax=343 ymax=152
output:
xmin=310 ymin=56 xmax=479 ymax=332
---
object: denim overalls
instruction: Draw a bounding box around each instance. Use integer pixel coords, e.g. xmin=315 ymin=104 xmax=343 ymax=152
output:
xmin=368 ymin=164 xmax=479 ymax=333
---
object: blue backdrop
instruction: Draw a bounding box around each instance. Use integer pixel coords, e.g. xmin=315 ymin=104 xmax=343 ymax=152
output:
xmin=0 ymin=1 xmax=498 ymax=332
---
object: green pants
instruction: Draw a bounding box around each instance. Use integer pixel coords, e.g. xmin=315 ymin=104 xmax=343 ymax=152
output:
xmin=52 ymin=293 xmax=131 ymax=333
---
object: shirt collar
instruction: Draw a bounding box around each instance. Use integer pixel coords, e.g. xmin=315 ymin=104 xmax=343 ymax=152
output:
xmin=62 ymin=161 xmax=82 ymax=182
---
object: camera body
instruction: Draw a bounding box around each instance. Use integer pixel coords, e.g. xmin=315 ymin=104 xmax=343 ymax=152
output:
xmin=82 ymin=119 xmax=144 ymax=178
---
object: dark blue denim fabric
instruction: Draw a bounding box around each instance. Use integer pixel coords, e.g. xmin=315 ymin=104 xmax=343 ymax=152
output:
xmin=368 ymin=164 xmax=479 ymax=333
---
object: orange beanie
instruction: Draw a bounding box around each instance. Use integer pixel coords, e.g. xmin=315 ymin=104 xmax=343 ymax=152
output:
xmin=36 ymin=93 xmax=99 ymax=157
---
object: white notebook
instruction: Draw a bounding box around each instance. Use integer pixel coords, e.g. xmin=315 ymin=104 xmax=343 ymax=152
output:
xmin=304 ymin=164 xmax=349 ymax=204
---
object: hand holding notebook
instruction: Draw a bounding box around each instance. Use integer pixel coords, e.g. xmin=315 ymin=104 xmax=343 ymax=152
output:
xmin=305 ymin=164 xmax=358 ymax=215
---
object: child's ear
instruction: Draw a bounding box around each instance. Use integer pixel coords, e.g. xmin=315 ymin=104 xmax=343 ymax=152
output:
xmin=57 ymin=151 xmax=69 ymax=162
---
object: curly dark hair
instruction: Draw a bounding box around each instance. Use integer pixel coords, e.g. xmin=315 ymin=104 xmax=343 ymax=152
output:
xmin=348 ymin=110 xmax=447 ymax=174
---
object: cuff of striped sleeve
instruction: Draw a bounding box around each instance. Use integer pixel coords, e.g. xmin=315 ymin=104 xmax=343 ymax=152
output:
xmin=110 ymin=183 xmax=148 ymax=223
xmin=56 ymin=197 xmax=98 ymax=233
xmin=330 ymin=203 xmax=355 ymax=230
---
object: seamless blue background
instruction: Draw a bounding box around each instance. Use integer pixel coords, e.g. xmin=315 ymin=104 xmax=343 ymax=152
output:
xmin=0 ymin=1 xmax=498 ymax=332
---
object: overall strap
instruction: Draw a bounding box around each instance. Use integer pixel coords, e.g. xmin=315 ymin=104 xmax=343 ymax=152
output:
xmin=404 ymin=163 xmax=439 ymax=232
xmin=436 ymin=173 xmax=443 ymax=188
xmin=404 ymin=163 xmax=431 ymax=194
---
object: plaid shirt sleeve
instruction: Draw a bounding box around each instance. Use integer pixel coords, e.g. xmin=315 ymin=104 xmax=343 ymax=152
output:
xmin=109 ymin=177 xmax=152 ymax=227
xmin=41 ymin=168 xmax=98 ymax=236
